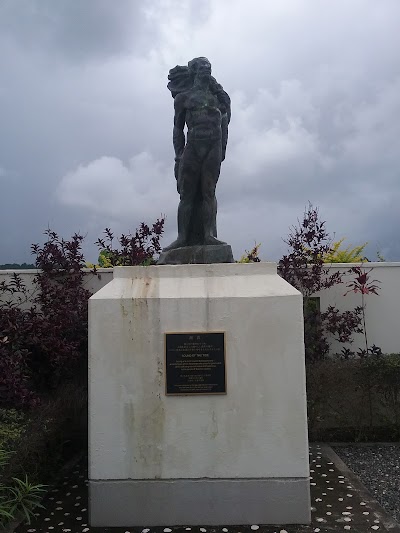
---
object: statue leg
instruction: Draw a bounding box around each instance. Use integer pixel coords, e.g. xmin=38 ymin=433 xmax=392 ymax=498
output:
xmin=163 ymin=143 xmax=200 ymax=251
xmin=201 ymin=141 xmax=226 ymax=246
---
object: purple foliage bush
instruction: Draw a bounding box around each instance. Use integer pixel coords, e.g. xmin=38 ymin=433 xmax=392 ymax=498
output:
xmin=0 ymin=219 xmax=164 ymax=408
xmin=0 ymin=231 xmax=90 ymax=407
xmin=95 ymin=218 xmax=164 ymax=267
xmin=278 ymin=204 xmax=364 ymax=362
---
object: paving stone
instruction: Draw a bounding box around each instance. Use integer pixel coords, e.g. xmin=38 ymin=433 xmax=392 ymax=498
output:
xmin=14 ymin=445 xmax=400 ymax=532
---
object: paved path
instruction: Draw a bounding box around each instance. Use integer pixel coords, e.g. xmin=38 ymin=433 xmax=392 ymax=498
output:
xmin=15 ymin=445 xmax=400 ymax=533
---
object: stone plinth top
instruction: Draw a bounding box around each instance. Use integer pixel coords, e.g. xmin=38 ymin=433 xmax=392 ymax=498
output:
xmin=90 ymin=262 xmax=300 ymax=301
xmin=113 ymin=261 xmax=277 ymax=279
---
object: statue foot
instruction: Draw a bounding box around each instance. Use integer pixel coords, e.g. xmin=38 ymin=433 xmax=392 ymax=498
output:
xmin=162 ymin=237 xmax=187 ymax=252
xmin=203 ymin=235 xmax=227 ymax=246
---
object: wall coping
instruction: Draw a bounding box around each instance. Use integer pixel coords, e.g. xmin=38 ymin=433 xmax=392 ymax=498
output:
xmin=1 ymin=263 xmax=399 ymax=277
xmin=319 ymin=262 xmax=400 ymax=268
xmin=0 ymin=268 xmax=114 ymax=275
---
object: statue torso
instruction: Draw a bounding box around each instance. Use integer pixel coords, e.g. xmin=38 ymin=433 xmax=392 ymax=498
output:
xmin=184 ymin=87 xmax=222 ymax=141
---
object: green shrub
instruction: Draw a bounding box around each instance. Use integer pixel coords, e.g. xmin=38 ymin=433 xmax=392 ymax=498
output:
xmin=307 ymin=354 xmax=400 ymax=441
xmin=237 ymin=243 xmax=261 ymax=263
xmin=0 ymin=381 xmax=87 ymax=527
xmin=0 ymin=409 xmax=27 ymax=450
xmin=2 ymin=381 xmax=87 ymax=487
xmin=0 ymin=445 xmax=46 ymax=527
xmin=322 ymin=237 xmax=368 ymax=263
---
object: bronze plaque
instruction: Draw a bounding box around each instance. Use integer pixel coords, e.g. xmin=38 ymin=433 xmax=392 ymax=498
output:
xmin=165 ymin=332 xmax=226 ymax=395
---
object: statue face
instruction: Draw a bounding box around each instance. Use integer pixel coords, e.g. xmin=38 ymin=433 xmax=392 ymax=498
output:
xmin=195 ymin=58 xmax=212 ymax=81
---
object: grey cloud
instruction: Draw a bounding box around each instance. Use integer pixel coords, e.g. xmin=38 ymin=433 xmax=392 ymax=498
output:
xmin=1 ymin=0 xmax=400 ymax=264
xmin=0 ymin=0 xmax=152 ymax=61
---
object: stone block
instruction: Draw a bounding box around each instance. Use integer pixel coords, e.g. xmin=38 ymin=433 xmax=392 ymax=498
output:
xmin=89 ymin=263 xmax=310 ymax=526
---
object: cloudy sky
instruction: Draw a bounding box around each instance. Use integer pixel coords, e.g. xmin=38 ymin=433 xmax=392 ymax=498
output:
xmin=1 ymin=0 xmax=400 ymax=263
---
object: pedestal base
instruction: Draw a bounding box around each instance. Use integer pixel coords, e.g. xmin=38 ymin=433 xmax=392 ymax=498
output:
xmin=157 ymin=243 xmax=234 ymax=264
xmin=89 ymin=477 xmax=310 ymax=527
xmin=89 ymin=263 xmax=310 ymax=526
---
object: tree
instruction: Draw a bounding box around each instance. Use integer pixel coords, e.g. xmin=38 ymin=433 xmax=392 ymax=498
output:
xmin=278 ymin=203 xmax=342 ymax=296
xmin=0 ymin=263 xmax=36 ymax=270
xmin=278 ymin=204 xmax=363 ymax=361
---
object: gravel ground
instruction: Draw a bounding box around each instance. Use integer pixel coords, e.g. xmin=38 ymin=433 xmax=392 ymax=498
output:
xmin=335 ymin=444 xmax=400 ymax=524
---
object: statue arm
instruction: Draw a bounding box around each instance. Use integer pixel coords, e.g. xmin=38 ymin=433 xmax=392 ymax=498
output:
xmin=173 ymin=94 xmax=186 ymax=159
xmin=219 ymin=91 xmax=230 ymax=161
xmin=221 ymin=114 xmax=228 ymax=161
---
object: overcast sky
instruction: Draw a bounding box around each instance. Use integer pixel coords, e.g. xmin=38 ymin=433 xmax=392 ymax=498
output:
xmin=1 ymin=0 xmax=400 ymax=263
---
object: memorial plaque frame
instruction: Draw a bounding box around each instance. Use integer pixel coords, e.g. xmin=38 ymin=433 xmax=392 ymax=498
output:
xmin=164 ymin=332 xmax=226 ymax=396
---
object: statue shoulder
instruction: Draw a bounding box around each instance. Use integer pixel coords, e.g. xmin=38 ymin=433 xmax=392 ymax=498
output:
xmin=174 ymin=92 xmax=188 ymax=109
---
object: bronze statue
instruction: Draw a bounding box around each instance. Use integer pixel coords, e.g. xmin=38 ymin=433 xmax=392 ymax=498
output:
xmin=162 ymin=57 xmax=231 ymax=253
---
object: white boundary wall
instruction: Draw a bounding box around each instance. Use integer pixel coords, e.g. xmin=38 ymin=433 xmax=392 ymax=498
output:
xmin=1 ymin=262 xmax=399 ymax=355
xmin=314 ymin=262 xmax=400 ymax=355
xmin=0 ymin=268 xmax=113 ymax=309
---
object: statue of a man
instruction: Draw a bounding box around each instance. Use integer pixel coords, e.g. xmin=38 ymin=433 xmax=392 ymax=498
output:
xmin=163 ymin=57 xmax=231 ymax=251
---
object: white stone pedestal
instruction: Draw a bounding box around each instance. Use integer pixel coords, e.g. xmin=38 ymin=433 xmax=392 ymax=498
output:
xmin=89 ymin=263 xmax=310 ymax=527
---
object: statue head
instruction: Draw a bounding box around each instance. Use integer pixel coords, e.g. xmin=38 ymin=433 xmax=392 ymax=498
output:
xmin=188 ymin=57 xmax=212 ymax=82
